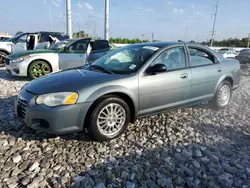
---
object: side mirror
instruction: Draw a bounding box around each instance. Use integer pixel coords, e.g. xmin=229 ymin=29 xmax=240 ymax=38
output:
xmin=147 ymin=64 xmax=167 ymax=74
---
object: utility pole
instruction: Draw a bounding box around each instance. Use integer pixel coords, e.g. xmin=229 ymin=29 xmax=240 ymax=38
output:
xmin=210 ymin=0 xmax=218 ymax=47
xmin=247 ymin=33 xmax=250 ymax=48
xmin=152 ymin=33 xmax=155 ymax=42
xmin=104 ymin=0 xmax=109 ymax=40
xmin=48 ymin=0 xmax=52 ymax=31
xmin=66 ymin=0 xmax=72 ymax=38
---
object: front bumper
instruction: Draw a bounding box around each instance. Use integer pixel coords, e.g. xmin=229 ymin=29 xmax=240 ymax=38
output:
xmin=15 ymin=89 xmax=92 ymax=134
xmin=5 ymin=58 xmax=30 ymax=77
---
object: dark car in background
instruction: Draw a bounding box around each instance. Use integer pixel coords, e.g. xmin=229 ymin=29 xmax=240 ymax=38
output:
xmin=235 ymin=49 xmax=250 ymax=64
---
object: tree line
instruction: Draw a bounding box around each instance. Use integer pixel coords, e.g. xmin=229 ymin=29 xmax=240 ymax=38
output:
xmin=201 ymin=38 xmax=249 ymax=47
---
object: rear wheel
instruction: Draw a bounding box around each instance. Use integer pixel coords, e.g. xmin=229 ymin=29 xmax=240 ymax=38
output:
xmin=88 ymin=96 xmax=130 ymax=141
xmin=210 ymin=80 xmax=232 ymax=110
xmin=28 ymin=60 xmax=52 ymax=79
xmin=0 ymin=51 xmax=7 ymax=67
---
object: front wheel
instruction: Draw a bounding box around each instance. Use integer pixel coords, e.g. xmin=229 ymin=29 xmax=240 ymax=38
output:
xmin=28 ymin=61 xmax=52 ymax=79
xmin=88 ymin=96 xmax=130 ymax=141
xmin=210 ymin=80 xmax=232 ymax=110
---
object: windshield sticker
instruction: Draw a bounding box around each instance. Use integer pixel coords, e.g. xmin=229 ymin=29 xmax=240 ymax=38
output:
xmin=142 ymin=46 xmax=159 ymax=51
xmin=129 ymin=64 xmax=136 ymax=70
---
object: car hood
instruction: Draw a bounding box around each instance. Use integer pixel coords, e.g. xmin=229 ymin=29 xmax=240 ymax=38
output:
xmin=8 ymin=49 xmax=59 ymax=59
xmin=0 ymin=41 xmax=12 ymax=49
xmin=24 ymin=69 xmax=123 ymax=95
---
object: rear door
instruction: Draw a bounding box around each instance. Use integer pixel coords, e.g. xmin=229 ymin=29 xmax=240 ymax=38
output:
xmin=59 ymin=38 xmax=91 ymax=70
xmin=187 ymin=45 xmax=223 ymax=102
xmin=88 ymin=40 xmax=111 ymax=63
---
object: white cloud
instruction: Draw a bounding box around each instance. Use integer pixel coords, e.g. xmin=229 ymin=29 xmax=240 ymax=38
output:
xmin=84 ymin=2 xmax=93 ymax=10
xmin=77 ymin=2 xmax=83 ymax=8
xmin=172 ymin=8 xmax=184 ymax=14
xmin=44 ymin=0 xmax=47 ymax=4
xmin=168 ymin=1 xmax=172 ymax=5
xmin=52 ymin=0 xmax=61 ymax=7
xmin=145 ymin=8 xmax=154 ymax=12
xmin=134 ymin=7 xmax=154 ymax=12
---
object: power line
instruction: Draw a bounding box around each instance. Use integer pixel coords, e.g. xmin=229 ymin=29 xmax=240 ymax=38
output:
xmin=210 ymin=0 xmax=218 ymax=47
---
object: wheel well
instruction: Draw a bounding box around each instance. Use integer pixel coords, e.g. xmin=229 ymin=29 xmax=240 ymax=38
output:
xmin=27 ymin=59 xmax=53 ymax=76
xmin=0 ymin=50 xmax=9 ymax=55
xmin=224 ymin=77 xmax=233 ymax=86
xmin=84 ymin=92 xmax=136 ymax=128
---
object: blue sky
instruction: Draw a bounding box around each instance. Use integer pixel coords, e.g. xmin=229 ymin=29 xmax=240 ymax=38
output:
xmin=1 ymin=0 xmax=250 ymax=41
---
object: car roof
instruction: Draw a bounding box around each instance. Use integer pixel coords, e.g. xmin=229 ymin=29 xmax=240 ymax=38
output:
xmin=127 ymin=41 xmax=209 ymax=49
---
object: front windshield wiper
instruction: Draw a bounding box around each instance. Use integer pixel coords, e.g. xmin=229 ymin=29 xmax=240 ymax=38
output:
xmin=90 ymin=64 xmax=114 ymax=74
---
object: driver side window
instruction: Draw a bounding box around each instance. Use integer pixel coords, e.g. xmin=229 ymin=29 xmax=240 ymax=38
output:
xmin=151 ymin=46 xmax=186 ymax=71
xmin=16 ymin=34 xmax=28 ymax=43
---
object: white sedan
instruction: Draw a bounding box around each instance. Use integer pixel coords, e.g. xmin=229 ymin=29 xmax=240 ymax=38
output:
xmin=219 ymin=50 xmax=239 ymax=59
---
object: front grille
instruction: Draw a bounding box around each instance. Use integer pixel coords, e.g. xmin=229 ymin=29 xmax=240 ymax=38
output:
xmin=5 ymin=58 xmax=10 ymax=65
xmin=17 ymin=97 xmax=28 ymax=118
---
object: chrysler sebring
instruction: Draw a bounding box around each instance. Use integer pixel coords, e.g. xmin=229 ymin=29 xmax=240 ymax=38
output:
xmin=15 ymin=42 xmax=241 ymax=141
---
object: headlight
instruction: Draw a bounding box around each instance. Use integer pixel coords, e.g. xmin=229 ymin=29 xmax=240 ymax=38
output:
xmin=12 ymin=55 xmax=30 ymax=63
xmin=36 ymin=92 xmax=78 ymax=107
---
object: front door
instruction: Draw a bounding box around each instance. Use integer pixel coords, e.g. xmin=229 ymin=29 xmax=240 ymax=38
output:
xmin=59 ymin=38 xmax=91 ymax=70
xmin=12 ymin=33 xmax=28 ymax=53
xmin=187 ymin=46 xmax=223 ymax=101
xmin=139 ymin=46 xmax=191 ymax=116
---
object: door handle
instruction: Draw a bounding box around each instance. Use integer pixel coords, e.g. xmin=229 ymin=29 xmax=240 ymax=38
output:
xmin=217 ymin=68 xmax=222 ymax=72
xmin=180 ymin=73 xmax=188 ymax=79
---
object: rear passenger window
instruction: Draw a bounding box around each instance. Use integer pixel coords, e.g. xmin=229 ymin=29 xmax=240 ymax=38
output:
xmin=188 ymin=47 xmax=215 ymax=67
xmin=92 ymin=40 xmax=109 ymax=51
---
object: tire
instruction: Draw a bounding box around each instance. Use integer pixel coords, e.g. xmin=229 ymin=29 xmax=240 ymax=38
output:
xmin=88 ymin=96 xmax=130 ymax=141
xmin=210 ymin=80 xmax=232 ymax=110
xmin=0 ymin=51 xmax=7 ymax=67
xmin=28 ymin=60 xmax=52 ymax=79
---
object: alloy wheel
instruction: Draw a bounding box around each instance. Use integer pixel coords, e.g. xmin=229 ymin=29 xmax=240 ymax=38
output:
xmin=31 ymin=63 xmax=50 ymax=78
xmin=97 ymin=103 xmax=126 ymax=137
xmin=218 ymin=85 xmax=231 ymax=107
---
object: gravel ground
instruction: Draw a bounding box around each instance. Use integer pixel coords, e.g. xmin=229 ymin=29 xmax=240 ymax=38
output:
xmin=0 ymin=67 xmax=250 ymax=188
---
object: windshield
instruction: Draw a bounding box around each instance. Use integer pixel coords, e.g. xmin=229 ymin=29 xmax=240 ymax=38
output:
xmin=91 ymin=45 xmax=159 ymax=74
xmin=5 ymin=33 xmax=24 ymax=42
xmin=49 ymin=41 xmax=68 ymax=50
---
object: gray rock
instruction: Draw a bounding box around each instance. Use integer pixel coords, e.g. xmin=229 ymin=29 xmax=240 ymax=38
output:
xmin=127 ymin=134 xmax=135 ymax=141
xmin=192 ymin=160 xmax=201 ymax=169
xmin=95 ymin=183 xmax=106 ymax=188
xmin=96 ymin=147 xmax=107 ymax=153
xmin=19 ymin=161 xmax=30 ymax=171
xmin=157 ymin=178 xmax=174 ymax=188
xmin=29 ymin=162 xmax=39 ymax=172
xmin=21 ymin=177 xmax=30 ymax=185
xmin=218 ymin=173 xmax=233 ymax=187
xmin=12 ymin=154 xmax=22 ymax=163
xmin=246 ymin=168 xmax=250 ymax=175
xmin=121 ymin=171 xmax=129 ymax=180
xmin=175 ymin=176 xmax=185 ymax=185
xmin=223 ymin=164 xmax=238 ymax=174
xmin=126 ymin=181 xmax=135 ymax=188
xmin=195 ymin=149 xmax=202 ymax=157
xmin=201 ymin=157 xmax=210 ymax=164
